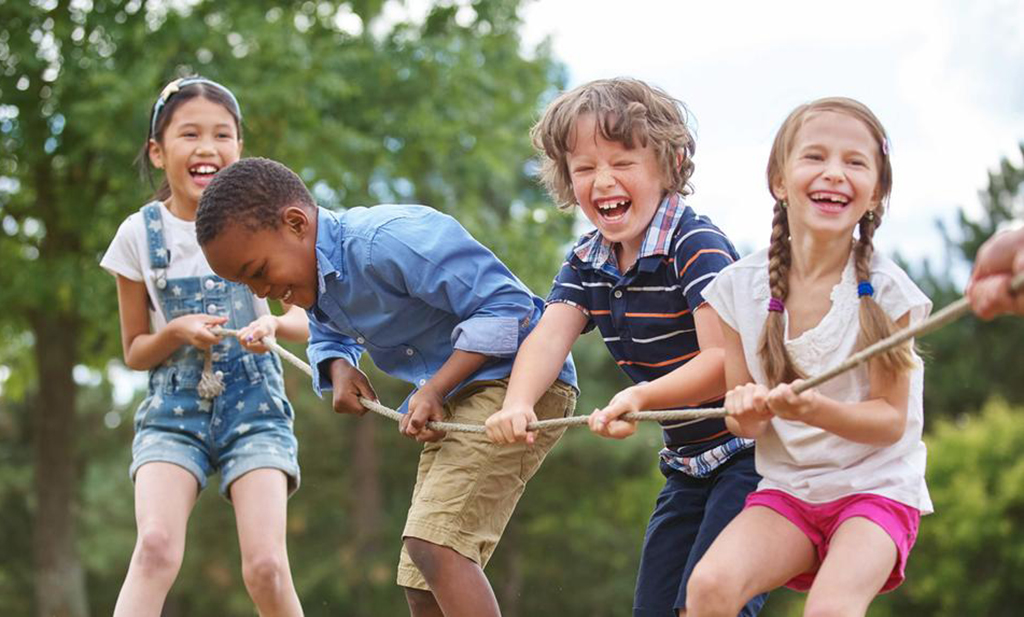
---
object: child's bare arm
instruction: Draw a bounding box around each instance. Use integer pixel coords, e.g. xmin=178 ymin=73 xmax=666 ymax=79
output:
xmin=237 ymin=303 xmax=309 ymax=353
xmin=401 ymin=349 xmax=490 ymax=442
xmin=272 ymin=303 xmax=310 ymax=342
xmin=719 ymin=314 xmax=772 ymax=438
xmin=589 ymin=304 xmax=727 ymax=439
xmin=115 ymin=275 xmax=224 ymax=370
xmin=485 ymin=303 xmax=586 ymax=444
xmin=766 ymin=313 xmax=912 ymax=446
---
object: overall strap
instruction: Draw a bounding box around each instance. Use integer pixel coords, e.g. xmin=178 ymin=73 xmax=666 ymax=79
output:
xmin=141 ymin=202 xmax=170 ymax=289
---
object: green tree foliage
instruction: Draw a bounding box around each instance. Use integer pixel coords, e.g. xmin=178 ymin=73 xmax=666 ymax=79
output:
xmin=875 ymin=399 xmax=1024 ymax=616
xmin=3 ymin=0 xmax=1022 ymax=614
xmin=906 ymin=146 xmax=1024 ymax=418
xmin=0 ymin=1 xmax=577 ymax=615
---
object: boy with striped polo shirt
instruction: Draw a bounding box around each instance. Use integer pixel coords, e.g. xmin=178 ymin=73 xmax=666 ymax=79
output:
xmin=486 ymin=78 xmax=765 ymax=617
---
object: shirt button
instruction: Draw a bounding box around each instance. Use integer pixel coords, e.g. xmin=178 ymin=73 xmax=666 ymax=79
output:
xmin=418 ymin=379 xmax=427 ymax=386
xmin=356 ymin=337 xmax=365 ymax=344
xmin=207 ymin=304 xmax=218 ymax=313
xmin=205 ymin=279 xmax=215 ymax=290
xmin=614 ymin=290 xmax=623 ymax=299
xmin=405 ymin=348 xmax=414 ymax=356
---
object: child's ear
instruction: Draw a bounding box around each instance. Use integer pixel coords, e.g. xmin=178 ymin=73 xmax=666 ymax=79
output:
xmin=770 ymin=176 xmax=787 ymax=202
xmin=148 ymin=139 xmax=164 ymax=169
xmin=281 ymin=205 xmax=311 ymax=238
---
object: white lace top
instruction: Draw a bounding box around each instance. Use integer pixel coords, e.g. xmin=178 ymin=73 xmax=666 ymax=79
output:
xmin=702 ymin=247 xmax=933 ymax=513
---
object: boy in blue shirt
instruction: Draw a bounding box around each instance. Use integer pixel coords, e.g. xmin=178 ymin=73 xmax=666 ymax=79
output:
xmin=196 ymin=157 xmax=577 ymax=617
xmin=485 ymin=78 xmax=765 ymax=617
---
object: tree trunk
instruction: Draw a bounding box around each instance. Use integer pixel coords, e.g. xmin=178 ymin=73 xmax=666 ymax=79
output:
xmin=31 ymin=312 xmax=88 ymax=617
xmin=351 ymin=416 xmax=382 ymax=617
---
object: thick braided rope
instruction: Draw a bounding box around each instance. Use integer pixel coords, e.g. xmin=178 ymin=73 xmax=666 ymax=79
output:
xmin=213 ymin=271 xmax=1023 ymax=434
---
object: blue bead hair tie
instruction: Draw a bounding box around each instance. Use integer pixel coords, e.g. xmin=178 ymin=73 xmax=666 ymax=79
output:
xmin=857 ymin=281 xmax=874 ymax=298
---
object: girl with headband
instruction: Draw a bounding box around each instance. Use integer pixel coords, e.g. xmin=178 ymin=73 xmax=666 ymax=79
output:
xmin=101 ymin=76 xmax=308 ymax=616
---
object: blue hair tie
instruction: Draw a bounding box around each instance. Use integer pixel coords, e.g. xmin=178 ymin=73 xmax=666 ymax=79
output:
xmin=857 ymin=281 xmax=874 ymax=298
xmin=150 ymin=77 xmax=242 ymax=137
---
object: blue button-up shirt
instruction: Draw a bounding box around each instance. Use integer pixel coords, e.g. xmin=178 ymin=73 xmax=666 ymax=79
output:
xmin=307 ymin=205 xmax=577 ymax=411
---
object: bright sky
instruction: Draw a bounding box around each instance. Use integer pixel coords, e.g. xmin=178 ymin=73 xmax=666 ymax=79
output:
xmin=520 ymin=0 xmax=1024 ymax=264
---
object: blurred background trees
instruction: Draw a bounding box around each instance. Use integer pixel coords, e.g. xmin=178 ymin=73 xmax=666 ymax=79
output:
xmin=0 ymin=1 xmax=1021 ymax=616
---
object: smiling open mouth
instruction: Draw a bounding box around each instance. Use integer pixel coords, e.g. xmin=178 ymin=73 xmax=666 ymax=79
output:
xmin=809 ymin=192 xmax=850 ymax=213
xmin=597 ymin=199 xmax=632 ymax=219
xmin=190 ymin=163 xmax=220 ymax=179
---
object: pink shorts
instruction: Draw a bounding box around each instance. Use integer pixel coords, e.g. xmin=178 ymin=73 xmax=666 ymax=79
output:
xmin=745 ymin=489 xmax=920 ymax=593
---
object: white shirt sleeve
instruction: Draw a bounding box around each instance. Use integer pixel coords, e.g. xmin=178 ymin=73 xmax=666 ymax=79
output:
xmin=873 ymin=256 xmax=933 ymax=326
xmin=701 ymin=262 xmax=741 ymax=332
xmin=99 ymin=213 xmax=146 ymax=282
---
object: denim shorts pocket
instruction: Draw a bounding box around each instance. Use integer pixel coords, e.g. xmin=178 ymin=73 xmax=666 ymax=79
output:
xmin=133 ymin=395 xmax=153 ymax=431
xmin=252 ymin=356 xmax=292 ymax=420
xmin=258 ymin=380 xmax=294 ymax=421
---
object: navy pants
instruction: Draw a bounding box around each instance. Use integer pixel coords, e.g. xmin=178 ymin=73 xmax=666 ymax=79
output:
xmin=633 ymin=447 xmax=767 ymax=617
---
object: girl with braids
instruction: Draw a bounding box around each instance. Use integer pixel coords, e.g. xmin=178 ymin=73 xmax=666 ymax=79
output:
xmin=686 ymin=98 xmax=932 ymax=617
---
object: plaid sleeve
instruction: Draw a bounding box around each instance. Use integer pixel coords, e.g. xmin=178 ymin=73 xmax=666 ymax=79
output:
xmin=545 ymin=252 xmax=595 ymax=332
xmin=672 ymin=225 xmax=739 ymax=310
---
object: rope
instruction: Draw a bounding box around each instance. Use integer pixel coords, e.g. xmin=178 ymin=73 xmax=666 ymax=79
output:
xmin=210 ymin=270 xmax=1024 ymax=435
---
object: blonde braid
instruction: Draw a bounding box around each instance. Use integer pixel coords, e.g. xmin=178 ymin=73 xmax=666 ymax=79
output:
xmin=758 ymin=200 xmax=803 ymax=386
xmin=854 ymin=211 xmax=916 ymax=378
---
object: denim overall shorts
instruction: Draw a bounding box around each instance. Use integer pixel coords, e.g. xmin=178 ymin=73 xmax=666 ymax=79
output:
xmin=129 ymin=203 xmax=300 ymax=497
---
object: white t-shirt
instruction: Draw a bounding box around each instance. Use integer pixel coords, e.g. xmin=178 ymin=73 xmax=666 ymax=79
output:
xmin=702 ymin=247 xmax=933 ymax=514
xmin=100 ymin=201 xmax=270 ymax=330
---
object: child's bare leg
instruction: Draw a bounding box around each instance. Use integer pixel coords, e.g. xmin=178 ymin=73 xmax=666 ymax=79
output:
xmin=802 ymin=517 xmax=897 ymax=617
xmin=232 ymin=468 xmax=303 ymax=617
xmin=404 ymin=586 xmax=445 ymax=617
xmin=686 ymin=506 xmax=816 ymax=617
xmin=113 ymin=463 xmax=198 ymax=617
xmin=404 ymin=537 xmax=500 ymax=617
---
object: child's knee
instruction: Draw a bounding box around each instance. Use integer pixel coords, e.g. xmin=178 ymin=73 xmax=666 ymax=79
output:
xmin=686 ymin=561 xmax=740 ymax=615
xmin=134 ymin=527 xmax=184 ymax=575
xmin=241 ymin=552 xmax=287 ymax=595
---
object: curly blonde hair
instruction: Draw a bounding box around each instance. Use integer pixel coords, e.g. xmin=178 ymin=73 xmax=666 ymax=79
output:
xmin=530 ymin=77 xmax=696 ymax=210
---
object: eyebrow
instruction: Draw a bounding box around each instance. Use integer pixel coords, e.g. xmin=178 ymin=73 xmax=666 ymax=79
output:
xmin=798 ymin=143 xmax=870 ymax=156
xmin=175 ymin=121 xmax=236 ymax=130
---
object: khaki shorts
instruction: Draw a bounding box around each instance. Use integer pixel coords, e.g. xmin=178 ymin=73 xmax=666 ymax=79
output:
xmin=397 ymin=378 xmax=576 ymax=590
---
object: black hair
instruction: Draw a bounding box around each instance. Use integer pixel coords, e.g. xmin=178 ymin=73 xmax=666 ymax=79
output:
xmin=135 ymin=77 xmax=243 ymax=201
xmin=196 ymin=157 xmax=315 ymax=246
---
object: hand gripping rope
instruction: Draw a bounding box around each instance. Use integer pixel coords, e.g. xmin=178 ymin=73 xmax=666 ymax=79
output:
xmin=210 ymin=271 xmax=1024 ymax=435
